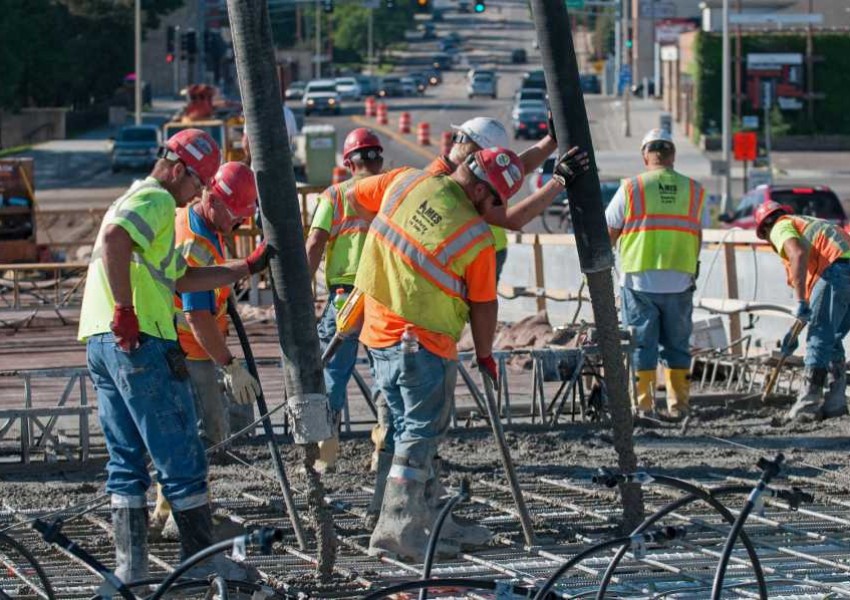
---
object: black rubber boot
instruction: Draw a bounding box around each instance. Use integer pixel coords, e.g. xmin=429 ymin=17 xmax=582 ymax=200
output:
xmin=787 ymin=367 xmax=827 ymax=422
xmin=112 ymin=505 xmax=149 ymax=583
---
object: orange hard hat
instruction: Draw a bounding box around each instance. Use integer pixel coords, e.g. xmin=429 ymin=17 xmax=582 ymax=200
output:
xmin=343 ymin=128 xmax=383 ymax=160
xmin=754 ymin=200 xmax=790 ymax=239
xmin=163 ymin=128 xmax=221 ymax=185
xmin=210 ymin=162 xmax=257 ymax=218
xmin=468 ymin=147 xmax=524 ymax=202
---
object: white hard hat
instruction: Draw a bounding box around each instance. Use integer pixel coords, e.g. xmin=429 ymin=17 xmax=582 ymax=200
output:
xmin=451 ymin=117 xmax=510 ymax=150
xmin=640 ymin=128 xmax=674 ymax=150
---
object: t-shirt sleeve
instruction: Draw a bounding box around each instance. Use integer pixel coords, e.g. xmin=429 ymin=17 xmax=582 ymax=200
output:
xmin=310 ymin=193 xmax=335 ymax=233
xmin=351 ymin=168 xmax=407 ymax=213
xmin=181 ymin=290 xmax=216 ymax=313
xmin=110 ymin=190 xmax=171 ymax=252
xmin=605 ymin=185 xmax=626 ymax=230
xmin=465 ymin=245 xmax=497 ymax=303
xmin=769 ymin=219 xmax=800 ymax=259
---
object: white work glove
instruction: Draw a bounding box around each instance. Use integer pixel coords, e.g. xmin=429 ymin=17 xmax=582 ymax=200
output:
xmin=222 ymin=359 xmax=261 ymax=405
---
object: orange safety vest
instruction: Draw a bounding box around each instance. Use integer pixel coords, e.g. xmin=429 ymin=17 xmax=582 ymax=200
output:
xmin=174 ymin=205 xmax=230 ymax=360
xmin=775 ymin=215 xmax=850 ymax=300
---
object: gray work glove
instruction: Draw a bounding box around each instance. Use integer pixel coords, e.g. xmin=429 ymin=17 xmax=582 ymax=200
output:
xmin=552 ymin=146 xmax=590 ymax=188
xmin=222 ymin=359 xmax=261 ymax=405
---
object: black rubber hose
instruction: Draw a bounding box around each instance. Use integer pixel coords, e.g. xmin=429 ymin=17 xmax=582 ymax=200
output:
xmin=594 ymin=485 xmax=766 ymax=600
xmin=360 ymin=578 xmax=538 ymax=600
xmin=0 ymin=530 xmax=58 ymax=600
xmin=91 ymin=579 xmax=287 ymax=600
xmin=711 ymin=455 xmax=784 ymax=600
xmin=419 ymin=481 xmax=469 ymax=600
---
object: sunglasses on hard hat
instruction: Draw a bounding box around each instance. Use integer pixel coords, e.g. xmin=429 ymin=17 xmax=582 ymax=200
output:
xmin=157 ymin=146 xmax=205 ymax=190
xmin=213 ymin=193 xmax=248 ymax=224
xmin=464 ymin=155 xmax=503 ymax=207
xmin=350 ymin=147 xmax=383 ymax=162
xmin=452 ymin=132 xmax=474 ymax=145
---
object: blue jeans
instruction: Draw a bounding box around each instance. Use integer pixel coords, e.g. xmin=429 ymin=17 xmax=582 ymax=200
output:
xmin=317 ymin=294 xmax=362 ymax=414
xmin=87 ymin=333 xmax=208 ymax=511
xmin=370 ymin=344 xmax=457 ymax=469
xmin=805 ymin=261 xmax=850 ymax=368
xmin=621 ymin=287 xmax=693 ymax=371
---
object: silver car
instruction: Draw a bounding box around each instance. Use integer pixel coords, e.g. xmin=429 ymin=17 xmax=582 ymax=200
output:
xmin=303 ymin=79 xmax=342 ymax=116
xmin=467 ymin=73 xmax=497 ymax=99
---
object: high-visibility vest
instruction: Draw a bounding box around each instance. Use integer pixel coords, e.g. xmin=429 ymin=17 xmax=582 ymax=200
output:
xmin=619 ymin=168 xmax=704 ymax=275
xmin=355 ymin=169 xmax=494 ymax=340
xmin=174 ymin=206 xmax=230 ymax=360
xmin=775 ymin=215 xmax=850 ymax=299
xmin=323 ymin=178 xmax=371 ymax=287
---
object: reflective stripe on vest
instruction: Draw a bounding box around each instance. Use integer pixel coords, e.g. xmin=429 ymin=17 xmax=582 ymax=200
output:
xmin=327 ymin=184 xmax=370 ymax=239
xmin=780 ymin=215 xmax=850 ymax=299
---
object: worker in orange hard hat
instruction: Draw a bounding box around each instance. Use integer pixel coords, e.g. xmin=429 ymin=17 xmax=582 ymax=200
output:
xmin=305 ymin=128 xmax=385 ymax=474
xmin=347 ymin=147 xmax=526 ymax=562
xmin=754 ymin=200 xmax=850 ymax=422
xmin=78 ymin=130 xmax=268 ymax=585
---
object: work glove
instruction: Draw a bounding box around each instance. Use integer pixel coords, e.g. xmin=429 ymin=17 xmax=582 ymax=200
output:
xmin=547 ymin=111 xmax=556 ymax=144
xmin=222 ymin=359 xmax=261 ymax=405
xmin=780 ymin=330 xmax=799 ymax=356
xmin=477 ymin=355 xmax=498 ymax=384
xmin=793 ymin=300 xmax=812 ymax=324
xmin=110 ymin=304 xmax=140 ymax=352
xmin=552 ymin=146 xmax=590 ymax=188
xmin=245 ymin=240 xmax=269 ymax=275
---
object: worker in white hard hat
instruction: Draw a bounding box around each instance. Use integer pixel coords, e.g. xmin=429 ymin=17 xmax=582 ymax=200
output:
xmin=606 ymin=128 xmax=705 ymax=421
xmin=427 ymin=116 xmax=587 ymax=281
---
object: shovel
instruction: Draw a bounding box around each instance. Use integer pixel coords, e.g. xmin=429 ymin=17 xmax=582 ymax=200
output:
xmin=761 ymin=319 xmax=807 ymax=402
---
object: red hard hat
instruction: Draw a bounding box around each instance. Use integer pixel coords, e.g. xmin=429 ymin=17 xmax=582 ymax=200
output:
xmin=164 ymin=128 xmax=221 ymax=186
xmin=468 ymin=147 xmax=525 ymax=202
xmin=210 ymin=162 xmax=257 ymax=218
xmin=754 ymin=200 xmax=790 ymax=239
xmin=343 ymin=128 xmax=383 ymax=160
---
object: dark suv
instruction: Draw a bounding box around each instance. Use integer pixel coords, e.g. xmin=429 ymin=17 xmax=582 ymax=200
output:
xmin=720 ymin=185 xmax=847 ymax=230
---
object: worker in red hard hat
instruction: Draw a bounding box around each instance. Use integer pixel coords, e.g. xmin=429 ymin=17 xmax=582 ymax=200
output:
xmin=77 ymin=129 xmax=269 ymax=585
xmin=755 ymin=200 xmax=850 ymax=422
xmin=305 ymin=127 xmax=385 ymax=474
xmin=346 ymin=147 xmax=525 ymax=561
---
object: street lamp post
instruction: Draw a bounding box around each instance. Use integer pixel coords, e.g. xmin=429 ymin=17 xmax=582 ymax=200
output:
xmin=367 ymin=8 xmax=374 ymax=75
xmin=314 ymin=0 xmax=322 ymax=79
xmin=721 ymin=0 xmax=732 ymax=213
xmin=134 ymin=0 xmax=142 ymax=125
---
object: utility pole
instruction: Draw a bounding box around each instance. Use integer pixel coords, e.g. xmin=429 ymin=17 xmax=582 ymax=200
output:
xmin=613 ymin=4 xmax=621 ymax=97
xmin=197 ymin=0 xmax=206 ymax=83
xmin=367 ymin=8 xmax=374 ymax=75
xmin=721 ymin=0 xmax=732 ymax=214
xmin=134 ymin=0 xmax=142 ymax=125
xmin=734 ymin=0 xmax=742 ymax=121
xmin=622 ymin=0 xmax=631 ymax=136
xmin=806 ymin=0 xmax=814 ymax=124
xmin=173 ymin=25 xmax=182 ymax=99
xmin=314 ymin=0 xmax=322 ymax=79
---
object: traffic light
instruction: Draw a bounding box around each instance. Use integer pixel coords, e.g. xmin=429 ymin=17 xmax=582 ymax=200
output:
xmin=166 ymin=26 xmax=175 ymax=54
xmin=474 ymin=1 xmax=486 ymax=13
xmin=625 ymin=38 xmax=633 ymax=49
xmin=182 ymin=29 xmax=197 ymax=56
xmin=322 ymin=0 xmax=333 ymax=13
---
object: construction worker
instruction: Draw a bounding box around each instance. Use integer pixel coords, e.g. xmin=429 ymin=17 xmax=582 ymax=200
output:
xmin=427 ymin=117 xmax=566 ymax=280
xmin=754 ymin=201 xmax=850 ymax=421
xmin=78 ymin=129 xmax=268 ymax=583
xmin=606 ymin=128 xmax=704 ymax=420
xmin=346 ymin=147 xmax=524 ymax=561
xmin=305 ymin=128 xmax=385 ymax=473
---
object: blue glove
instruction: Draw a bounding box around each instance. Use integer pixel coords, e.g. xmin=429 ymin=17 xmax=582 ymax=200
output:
xmin=780 ymin=330 xmax=799 ymax=355
xmin=794 ymin=300 xmax=812 ymax=323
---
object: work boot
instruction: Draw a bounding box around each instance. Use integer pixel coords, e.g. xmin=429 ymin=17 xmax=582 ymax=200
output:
xmin=425 ymin=459 xmax=492 ymax=550
xmin=112 ymin=504 xmax=149 ymax=584
xmin=172 ymin=504 xmax=259 ymax=581
xmin=664 ymin=368 xmax=691 ymax=420
xmin=787 ymin=367 xmax=827 ymax=422
xmin=633 ymin=370 xmax=656 ymax=415
xmin=368 ymin=460 xmax=459 ymax=562
xmin=365 ymin=451 xmax=393 ymax=530
xmin=822 ymin=361 xmax=849 ymax=419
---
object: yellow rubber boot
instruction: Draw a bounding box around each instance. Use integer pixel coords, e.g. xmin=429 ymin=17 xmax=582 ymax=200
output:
xmin=634 ymin=370 xmax=656 ymax=414
xmin=664 ymin=368 xmax=691 ymax=419
xmin=316 ymin=435 xmax=339 ymax=474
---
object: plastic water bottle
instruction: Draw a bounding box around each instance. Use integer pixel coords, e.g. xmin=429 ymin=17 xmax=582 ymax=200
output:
xmin=333 ymin=288 xmax=348 ymax=311
xmin=401 ymin=324 xmax=419 ymax=354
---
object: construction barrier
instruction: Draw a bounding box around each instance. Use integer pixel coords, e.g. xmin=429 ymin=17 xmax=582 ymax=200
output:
xmin=417 ymin=122 xmax=431 ymax=146
xmin=364 ymin=96 xmax=376 ymax=117
xmin=398 ymin=112 xmax=412 ymax=134
xmin=376 ymin=103 xmax=388 ymax=126
xmin=332 ymin=166 xmax=350 ymax=185
xmin=440 ymin=131 xmax=453 ymax=156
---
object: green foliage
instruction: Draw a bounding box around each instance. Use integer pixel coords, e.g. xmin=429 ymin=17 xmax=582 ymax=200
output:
xmin=592 ymin=12 xmax=615 ymax=61
xmin=0 ymin=0 xmax=182 ymax=111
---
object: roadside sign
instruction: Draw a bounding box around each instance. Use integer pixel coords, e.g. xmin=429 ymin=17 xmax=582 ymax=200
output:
xmin=742 ymin=115 xmax=759 ymax=129
xmin=566 ymin=0 xmax=585 ymax=8
xmin=618 ymin=65 xmax=632 ymax=85
xmin=733 ymin=132 xmax=758 ymax=162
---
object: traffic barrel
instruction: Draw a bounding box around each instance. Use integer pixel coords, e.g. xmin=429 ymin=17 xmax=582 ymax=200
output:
xmin=376 ymin=103 xmax=389 ymax=126
xmin=417 ymin=122 xmax=431 ymax=146
xmin=364 ymin=96 xmax=376 ymax=117
xmin=332 ymin=166 xmax=350 ymax=185
xmin=398 ymin=112 xmax=412 ymax=134
xmin=440 ymin=131 xmax=453 ymax=156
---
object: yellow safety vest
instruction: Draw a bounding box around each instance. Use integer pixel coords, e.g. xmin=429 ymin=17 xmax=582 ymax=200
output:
xmin=324 ymin=178 xmax=371 ymax=287
xmin=355 ymin=169 xmax=494 ymax=340
xmin=619 ymin=168 xmax=704 ymax=274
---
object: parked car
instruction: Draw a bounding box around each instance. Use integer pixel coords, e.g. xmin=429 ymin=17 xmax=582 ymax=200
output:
xmin=511 ymin=100 xmax=548 ymax=139
xmin=285 ymin=80 xmax=306 ymax=101
xmin=511 ymin=48 xmax=527 ymax=64
xmin=400 ymin=77 xmax=420 ymax=96
xmin=111 ymin=125 xmax=161 ymax=172
xmin=335 ymin=77 xmax=362 ymax=101
xmin=303 ymin=79 xmax=342 ymax=116
xmin=468 ymin=72 xmax=497 ymax=99
xmin=377 ymin=76 xmax=404 ymax=97
xmin=719 ymin=185 xmax=848 ymax=230
xmin=580 ymin=73 xmax=601 ymax=94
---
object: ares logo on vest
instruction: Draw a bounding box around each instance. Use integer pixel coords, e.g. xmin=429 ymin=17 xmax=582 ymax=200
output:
xmin=658 ymin=180 xmax=678 ymax=204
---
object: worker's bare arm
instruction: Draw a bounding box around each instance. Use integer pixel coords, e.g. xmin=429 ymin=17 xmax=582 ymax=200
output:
xmin=102 ymin=224 xmax=135 ymax=306
xmin=305 ymin=229 xmax=330 ymax=277
xmin=518 ymin=135 xmax=557 ymax=174
xmin=608 ymin=227 xmax=622 ymax=246
xmin=185 ymin=310 xmax=233 ymax=366
xmin=783 ymin=238 xmax=809 ymax=302
xmin=469 ymin=299 xmax=498 ymax=359
xmin=176 ymin=261 xmax=250 ymax=293
xmin=487 ymin=180 xmax=564 ymax=230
